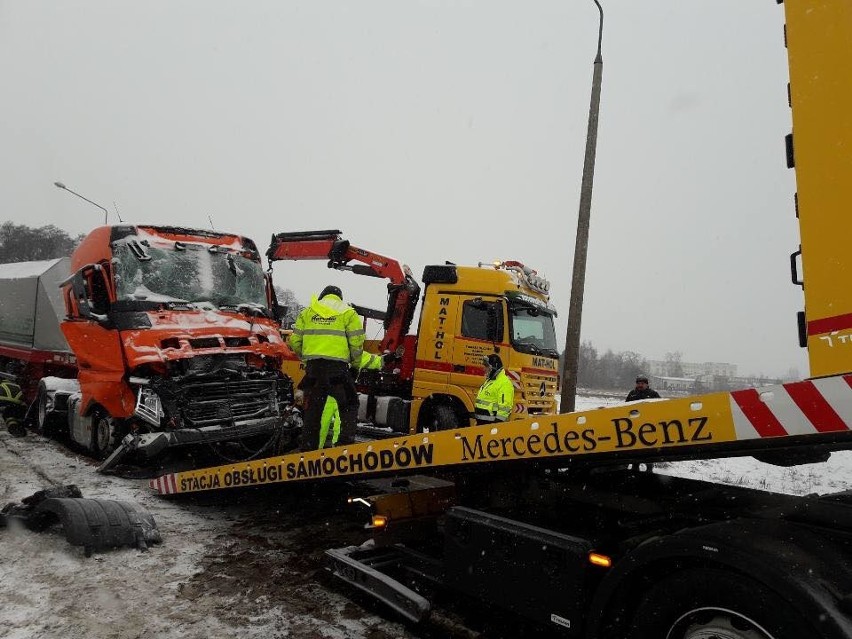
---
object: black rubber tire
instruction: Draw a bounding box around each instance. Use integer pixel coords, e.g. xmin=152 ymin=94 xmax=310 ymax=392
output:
xmin=628 ymin=567 xmax=819 ymax=639
xmin=35 ymin=383 xmax=62 ymax=436
xmin=428 ymin=403 xmax=459 ymax=432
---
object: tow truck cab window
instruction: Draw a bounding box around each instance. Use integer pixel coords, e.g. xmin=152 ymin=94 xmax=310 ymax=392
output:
xmin=461 ymin=299 xmax=504 ymax=343
xmin=509 ymin=304 xmax=558 ymax=355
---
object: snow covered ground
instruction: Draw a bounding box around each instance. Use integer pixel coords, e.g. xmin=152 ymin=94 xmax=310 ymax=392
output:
xmin=0 ymin=427 xmax=413 ymax=639
xmin=2 ymin=394 xmax=852 ymax=639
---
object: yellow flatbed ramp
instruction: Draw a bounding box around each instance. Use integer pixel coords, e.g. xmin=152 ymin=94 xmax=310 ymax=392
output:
xmin=150 ymin=375 xmax=852 ymax=495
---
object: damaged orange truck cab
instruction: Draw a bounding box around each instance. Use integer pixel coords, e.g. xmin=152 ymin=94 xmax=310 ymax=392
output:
xmin=46 ymin=225 xmax=296 ymax=467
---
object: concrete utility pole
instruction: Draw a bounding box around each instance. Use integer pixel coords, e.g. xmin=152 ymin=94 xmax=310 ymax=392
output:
xmin=560 ymin=0 xmax=604 ymax=414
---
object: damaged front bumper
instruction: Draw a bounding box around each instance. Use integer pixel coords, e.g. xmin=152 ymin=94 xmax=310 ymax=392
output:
xmin=98 ymin=415 xmax=287 ymax=473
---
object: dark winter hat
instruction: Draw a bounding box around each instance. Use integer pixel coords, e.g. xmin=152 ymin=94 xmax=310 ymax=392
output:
xmin=483 ymin=354 xmax=503 ymax=370
xmin=320 ymin=285 xmax=343 ymax=300
xmin=636 ymin=375 xmax=649 ymax=383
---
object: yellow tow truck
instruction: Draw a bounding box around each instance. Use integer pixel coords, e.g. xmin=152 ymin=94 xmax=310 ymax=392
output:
xmin=268 ymin=231 xmax=559 ymax=433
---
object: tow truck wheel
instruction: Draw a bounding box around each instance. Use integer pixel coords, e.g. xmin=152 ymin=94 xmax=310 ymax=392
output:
xmin=91 ymin=409 xmax=118 ymax=460
xmin=627 ymin=568 xmax=817 ymax=639
xmin=427 ymin=404 xmax=458 ymax=432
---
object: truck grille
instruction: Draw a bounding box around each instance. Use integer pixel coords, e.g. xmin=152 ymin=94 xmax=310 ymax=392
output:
xmin=522 ymin=373 xmax=558 ymax=414
xmin=179 ymin=377 xmax=278 ymax=427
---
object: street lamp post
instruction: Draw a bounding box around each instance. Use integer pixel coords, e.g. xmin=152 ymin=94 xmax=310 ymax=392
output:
xmin=53 ymin=181 xmax=109 ymax=225
xmin=560 ymin=0 xmax=604 ymax=414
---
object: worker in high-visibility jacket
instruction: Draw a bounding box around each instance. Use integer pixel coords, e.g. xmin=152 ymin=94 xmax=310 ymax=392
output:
xmin=473 ymin=354 xmax=515 ymax=424
xmin=0 ymin=379 xmax=27 ymax=436
xmin=289 ymin=285 xmax=365 ymax=450
xmin=318 ymin=350 xmax=386 ymax=448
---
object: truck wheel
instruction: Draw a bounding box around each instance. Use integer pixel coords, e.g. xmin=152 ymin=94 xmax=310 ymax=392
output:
xmin=35 ymin=383 xmax=61 ymax=436
xmin=427 ymin=404 xmax=459 ymax=432
xmin=628 ymin=568 xmax=818 ymax=639
xmin=91 ymin=409 xmax=118 ymax=459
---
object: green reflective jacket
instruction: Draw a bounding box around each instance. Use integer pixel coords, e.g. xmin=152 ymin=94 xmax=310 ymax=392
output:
xmin=289 ymin=294 xmax=365 ymax=365
xmin=474 ymin=369 xmax=515 ymax=422
xmin=0 ymin=380 xmax=24 ymax=406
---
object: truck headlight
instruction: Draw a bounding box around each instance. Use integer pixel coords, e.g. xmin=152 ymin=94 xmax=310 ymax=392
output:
xmin=135 ymin=387 xmax=163 ymax=427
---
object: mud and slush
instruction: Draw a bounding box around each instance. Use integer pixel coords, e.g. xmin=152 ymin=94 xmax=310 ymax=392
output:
xmin=0 ymin=424 xmax=550 ymax=639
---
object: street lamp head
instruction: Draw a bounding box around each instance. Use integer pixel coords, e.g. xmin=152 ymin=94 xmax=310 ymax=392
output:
xmin=54 ymin=182 xmax=66 ymax=189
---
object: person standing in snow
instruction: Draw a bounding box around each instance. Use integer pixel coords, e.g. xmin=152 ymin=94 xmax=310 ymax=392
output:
xmin=473 ymin=354 xmax=515 ymax=425
xmin=289 ymin=285 xmax=364 ymax=450
xmin=626 ymin=375 xmax=661 ymax=402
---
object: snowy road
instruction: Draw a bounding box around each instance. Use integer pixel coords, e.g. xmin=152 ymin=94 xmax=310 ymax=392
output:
xmin=3 ymin=396 xmax=852 ymax=639
xmin=0 ymin=428 xmax=420 ymax=639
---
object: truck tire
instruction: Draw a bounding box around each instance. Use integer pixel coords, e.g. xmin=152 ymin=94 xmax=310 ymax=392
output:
xmin=428 ymin=404 xmax=458 ymax=432
xmin=91 ymin=409 xmax=118 ymax=460
xmin=628 ymin=567 xmax=819 ymax=639
xmin=35 ymin=383 xmax=62 ymax=436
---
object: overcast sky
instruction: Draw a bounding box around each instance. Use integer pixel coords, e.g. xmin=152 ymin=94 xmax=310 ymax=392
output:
xmin=0 ymin=0 xmax=805 ymax=378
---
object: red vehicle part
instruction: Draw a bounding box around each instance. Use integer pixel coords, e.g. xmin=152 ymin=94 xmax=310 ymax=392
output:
xmin=267 ymin=230 xmax=420 ymax=357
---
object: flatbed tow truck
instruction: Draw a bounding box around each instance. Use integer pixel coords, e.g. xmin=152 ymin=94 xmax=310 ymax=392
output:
xmin=149 ymin=2 xmax=852 ymax=637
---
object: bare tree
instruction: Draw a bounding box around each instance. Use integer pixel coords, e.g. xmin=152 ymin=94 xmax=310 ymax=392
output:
xmin=664 ymin=351 xmax=684 ymax=377
xmin=272 ymin=286 xmax=302 ymax=327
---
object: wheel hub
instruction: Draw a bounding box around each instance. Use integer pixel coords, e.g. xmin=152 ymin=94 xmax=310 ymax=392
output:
xmin=95 ymin=416 xmax=113 ymax=452
xmin=673 ymin=609 xmax=777 ymax=639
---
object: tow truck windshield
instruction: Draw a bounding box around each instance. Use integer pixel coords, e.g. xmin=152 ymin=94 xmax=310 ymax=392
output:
xmin=509 ymin=304 xmax=558 ymax=357
xmin=112 ymin=240 xmax=268 ymax=309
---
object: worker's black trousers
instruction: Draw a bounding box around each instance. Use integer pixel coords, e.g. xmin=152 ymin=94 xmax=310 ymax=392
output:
xmin=301 ymin=359 xmax=359 ymax=450
xmin=1 ymin=403 xmax=26 ymax=436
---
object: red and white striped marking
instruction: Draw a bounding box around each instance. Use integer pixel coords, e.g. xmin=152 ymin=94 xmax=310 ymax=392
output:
xmin=729 ymin=375 xmax=852 ymax=440
xmin=506 ymin=370 xmax=522 ymax=390
xmin=150 ymin=473 xmax=178 ymax=495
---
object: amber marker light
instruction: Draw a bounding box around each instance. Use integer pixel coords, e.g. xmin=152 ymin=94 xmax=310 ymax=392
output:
xmin=370 ymin=515 xmax=389 ymax=529
xmin=588 ymin=552 xmax=612 ymax=568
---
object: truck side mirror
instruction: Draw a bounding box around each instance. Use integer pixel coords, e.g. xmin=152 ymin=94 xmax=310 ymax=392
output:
xmin=67 ymin=267 xmax=111 ymax=323
xmin=69 ymin=272 xmax=96 ymax=320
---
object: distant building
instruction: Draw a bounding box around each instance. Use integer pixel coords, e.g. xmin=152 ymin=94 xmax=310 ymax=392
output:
xmin=647 ymin=360 xmax=737 ymax=379
xmin=651 ymin=375 xmax=695 ymax=392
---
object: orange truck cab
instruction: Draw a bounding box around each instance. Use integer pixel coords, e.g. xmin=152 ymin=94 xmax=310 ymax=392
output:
xmin=37 ymin=225 xmax=296 ymax=469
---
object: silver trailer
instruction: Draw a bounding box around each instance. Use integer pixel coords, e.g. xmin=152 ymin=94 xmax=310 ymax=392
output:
xmin=0 ymin=257 xmax=71 ymax=354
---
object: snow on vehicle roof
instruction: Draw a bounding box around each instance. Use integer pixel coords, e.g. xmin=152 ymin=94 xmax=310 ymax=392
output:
xmin=128 ymin=226 xmax=247 ymax=251
xmin=0 ymin=258 xmax=67 ymax=279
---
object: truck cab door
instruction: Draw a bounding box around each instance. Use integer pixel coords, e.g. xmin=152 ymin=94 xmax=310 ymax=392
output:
xmin=61 ymin=263 xmax=127 ymax=415
xmin=450 ymin=297 xmax=506 ymax=407
xmin=412 ymin=293 xmax=458 ymax=392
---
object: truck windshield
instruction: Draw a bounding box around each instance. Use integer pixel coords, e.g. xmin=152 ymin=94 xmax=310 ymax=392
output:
xmin=509 ymin=305 xmax=558 ymax=358
xmin=112 ymin=241 xmax=267 ymax=308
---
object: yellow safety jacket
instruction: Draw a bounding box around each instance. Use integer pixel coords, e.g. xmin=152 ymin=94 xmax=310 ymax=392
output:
xmin=474 ymin=369 xmax=515 ymax=422
xmin=289 ymin=294 xmax=365 ymax=366
xmin=318 ymin=351 xmax=383 ymax=447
